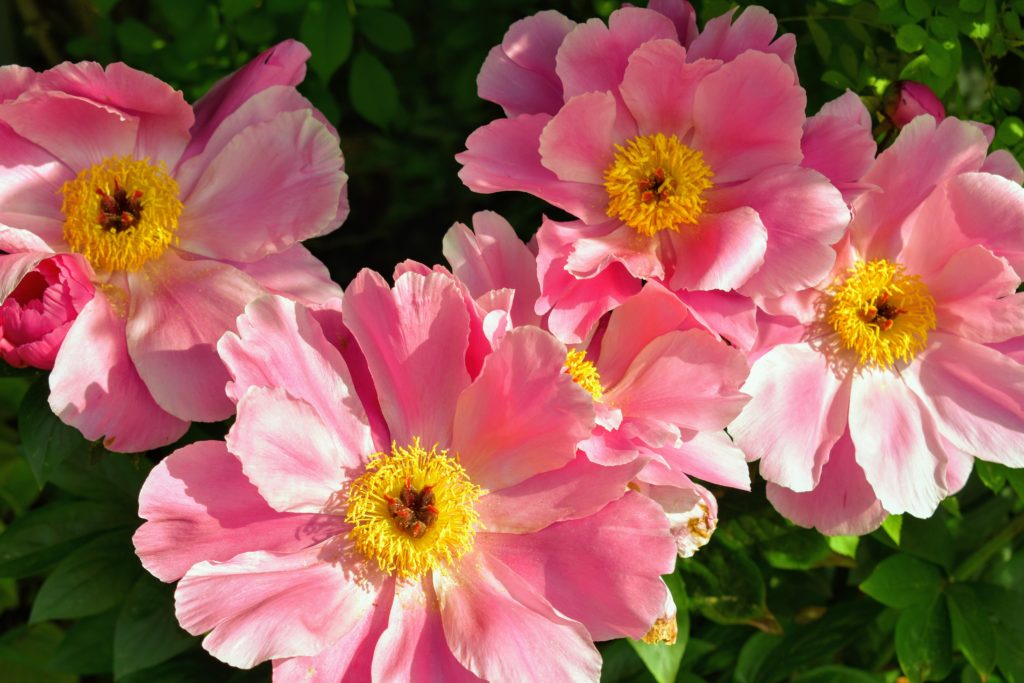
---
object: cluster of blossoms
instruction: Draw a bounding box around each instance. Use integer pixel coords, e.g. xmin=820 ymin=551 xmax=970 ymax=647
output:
xmin=0 ymin=0 xmax=1021 ymax=680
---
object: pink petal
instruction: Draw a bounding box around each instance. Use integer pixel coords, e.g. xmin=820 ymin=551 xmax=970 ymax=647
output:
xmin=223 ymin=244 xmax=342 ymax=307
xmin=435 ymin=552 xmax=601 ymax=681
xmin=801 ymin=90 xmax=876 ymax=193
xmin=731 ymin=344 xmax=851 ymax=492
xmin=982 ymin=149 xmax=1024 ymax=184
xmin=126 ymin=252 xmax=265 ymax=422
xmin=176 ymin=542 xmax=381 ymax=668
xmin=691 ymin=51 xmax=804 ymax=183
xmin=539 ymin=91 xmax=620 ymax=185
xmin=477 ymin=492 xmax=675 ymax=641
xmin=766 ymin=430 xmax=887 ymax=535
xmin=134 ymin=440 xmax=338 ymax=582
xmin=938 ymin=172 xmax=1024 ymax=276
xmin=227 ymin=386 xmax=370 ymax=513
xmin=676 ymin=289 xmax=759 ymax=351
xmin=0 ymin=125 xmax=70 ymax=251
xmin=666 ymin=207 xmax=768 ymax=291
xmin=48 ymin=294 xmax=188 ymax=452
xmin=343 ymin=269 xmax=470 ymax=446
xmin=372 ymin=580 xmax=483 ymax=681
xmin=176 ymin=107 xmax=345 ymax=263
xmin=657 ymin=429 xmax=751 ymax=490
xmin=0 ymin=251 xmax=48 ymax=300
xmin=0 ymin=65 xmax=36 ymax=101
xmin=715 ymin=166 xmax=848 ymax=299
xmin=567 ymin=223 xmax=664 ymax=280
xmin=909 ymin=334 xmax=1024 ymax=469
xmin=619 ymin=40 xmax=720 ymax=138
xmin=478 ymin=11 xmax=575 ymax=117
xmin=687 ymin=6 xmax=797 ymax=73
xmin=605 ymin=328 xmax=749 ymax=431
xmin=648 ymin=0 xmax=698 ymax=44
xmin=848 ymin=368 xmax=950 ymax=517
xmin=453 ymin=326 xmax=594 ymax=491
xmin=926 ymin=245 xmax=1024 ymax=343
xmin=37 ymin=61 xmax=193 ymax=164
xmin=476 ymin=450 xmax=642 ymax=534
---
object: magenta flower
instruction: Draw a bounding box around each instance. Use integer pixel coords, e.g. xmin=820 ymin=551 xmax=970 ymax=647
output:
xmin=0 ymin=41 xmax=348 ymax=451
xmin=133 ymin=272 xmax=677 ymax=680
xmin=458 ymin=4 xmax=848 ymax=342
xmin=732 ymin=115 xmax=1024 ymax=535
xmin=884 ymin=80 xmax=945 ymax=129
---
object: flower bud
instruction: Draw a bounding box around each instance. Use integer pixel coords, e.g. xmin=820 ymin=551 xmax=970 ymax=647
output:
xmin=884 ymin=80 xmax=945 ymax=129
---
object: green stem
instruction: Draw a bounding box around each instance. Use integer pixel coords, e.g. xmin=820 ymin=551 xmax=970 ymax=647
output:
xmin=952 ymin=514 xmax=1024 ymax=582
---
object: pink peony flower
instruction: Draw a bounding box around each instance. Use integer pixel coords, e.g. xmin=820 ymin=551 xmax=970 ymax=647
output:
xmin=884 ymin=80 xmax=945 ymax=129
xmin=732 ymin=114 xmax=1024 ymax=535
xmin=0 ymin=252 xmax=93 ymax=369
xmin=458 ymin=4 xmax=848 ymax=342
xmin=0 ymin=41 xmax=348 ymax=451
xmin=133 ymin=273 xmax=677 ymax=680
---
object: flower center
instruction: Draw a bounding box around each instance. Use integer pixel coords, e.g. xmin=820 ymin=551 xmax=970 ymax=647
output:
xmin=826 ymin=259 xmax=936 ymax=368
xmin=345 ymin=439 xmax=482 ymax=580
xmin=603 ymin=133 xmax=714 ymax=236
xmin=564 ymin=349 xmax=603 ymax=400
xmin=60 ymin=156 xmax=182 ymax=272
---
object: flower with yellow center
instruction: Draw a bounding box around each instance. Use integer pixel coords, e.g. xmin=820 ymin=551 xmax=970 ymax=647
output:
xmin=603 ymin=133 xmax=714 ymax=237
xmin=826 ymin=259 xmax=936 ymax=368
xmin=564 ymin=349 xmax=604 ymax=400
xmin=346 ymin=439 xmax=482 ymax=580
xmin=61 ymin=156 xmax=183 ymax=273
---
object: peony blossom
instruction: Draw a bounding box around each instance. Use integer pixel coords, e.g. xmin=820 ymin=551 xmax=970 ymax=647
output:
xmin=884 ymin=80 xmax=945 ymax=129
xmin=458 ymin=3 xmax=849 ymax=343
xmin=0 ymin=252 xmax=93 ymax=369
xmin=0 ymin=41 xmax=347 ymax=452
xmin=733 ymin=113 xmax=1024 ymax=535
xmin=133 ymin=273 xmax=677 ymax=681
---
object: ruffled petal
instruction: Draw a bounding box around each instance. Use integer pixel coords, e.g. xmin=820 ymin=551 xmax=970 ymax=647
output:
xmin=926 ymin=245 xmax=1024 ymax=343
xmin=666 ymin=207 xmax=767 ymax=292
xmin=686 ymin=6 xmax=796 ymax=73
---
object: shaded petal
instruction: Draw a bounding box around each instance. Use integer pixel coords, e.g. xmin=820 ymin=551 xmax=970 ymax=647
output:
xmin=801 ymin=90 xmax=876 ymax=194
xmin=567 ymin=223 xmax=664 ymax=280
xmin=0 ymin=251 xmax=48 ymax=300
xmin=981 ymin=149 xmax=1024 ymax=183
xmin=676 ymin=289 xmax=759 ymax=352
xmin=223 ymin=244 xmax=342 ymax=307
xmin=686 ymin=6 xmax=797 ymax=73
xmin=656 ymin=429 xmax=751 ymax=490
xmin=666 ymin=207 xmax=767 ymax=291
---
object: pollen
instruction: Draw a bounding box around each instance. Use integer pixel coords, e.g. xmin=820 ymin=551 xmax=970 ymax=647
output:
xmin=826 ymin=259 xmax=936 ymax=368
xmin=61 ymin=156 xmax=183 ymax=272
xmin=603 ymin=133 xmax=714 ymax=237
xmin=346 ymin=439 xmax=482 ymax=581
xmin=564 ymin=349 xmax=604 ymax=400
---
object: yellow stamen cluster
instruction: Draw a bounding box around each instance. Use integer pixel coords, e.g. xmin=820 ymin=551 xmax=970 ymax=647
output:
xmin=346 ymin=439 xmax=482 ymax=580
xmin=61 ymin=156 xmax=182 ymax=272
xmin=604 ymin=133 xmax=714 ymax=236
xmin=641 ymin=615 xmax=678 ymax=645
xmin=565 ymin=349 xmax=604 ymax=400
xmin=826 ymin=259 xmax=936 ymax=368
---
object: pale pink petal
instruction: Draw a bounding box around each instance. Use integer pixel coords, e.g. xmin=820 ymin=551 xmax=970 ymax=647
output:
xmin=908 ymin=334 xmax=1024 ymax=468
xmin=732 ymin=344 xmax=851 ymax=491
xmin=926 ymin=245 xmax=1024 ymax=343
xmin=176 ymin=542 xmax=381 ymax=668
xmin=476 ymin=450 xmax=642 ymax=533
xmin=227 ymin=387 xmax=369 ymax=513
xmin=801 ymin=90 xmax=876 ymax=193
xmin=938 ymin=172 xmax=1024 ymax=276
xmin=372 ymin=580 xmax=483 ymax=682
xmin=48 ymin=293 xmax=188 ymax=452
xmin=989 ymin=336 xmax=1024 ymax=364
xmin=343 ymin=269 xmax=470 ymax=446
xmin=666 ymin=207 xmax=767 ymax=291
xmin=0 ymin=91 xmax=137 ymax=171
xmin=176 ymin=107 xmax=345 ymax=262
xmin=134 ymin=440 xmax=339 ymax=582
xmin=657 ymin=429 xmax=751 ymax=489
xmin=691 ymin=51 xmax=804 ymax=183
xmin=766 ymin=430 xmax=887 ymax=535
xmin=687 ymin=6 xmax=797 ymax=73
xmin=676 ymin=289 xmax=759 ymax=351
xmin=477 ymin=492 xmax=674 ymax=641
xmin=273 ymin=581 xmax=394 ymax=683
xmin=981 ymin=149 xmax=1024 ymax=183
xmin=457 ymin=114 xmax=609 ymax=224
xmin=567 ymin=223 xmax=664 ymax=280
xmin=126 ymin=252 xmax=264 ymax=422
xmin=223 ymin=244 xmax=343 ymax=307
xmin=619 ymin=40 xmax=720 ymax=138
xmin=478 ymin=11 xmax=575 ymax=117
xmin=37 ymin=61 xmax=193 ymax=164
xmin=453 ymin=326 xmax=594 ymax=491
xmin=435 ymin=552 xmax=601 ymax=681
xmin=539 ymin=91 xmax=620 ymax=185
xmin=849 ymin=367 xmax=949 ymax=517
xmin=648 ymin=0 xmax=698 ymax=43
xmin=605 ymin=328 xmax=749 ymax=431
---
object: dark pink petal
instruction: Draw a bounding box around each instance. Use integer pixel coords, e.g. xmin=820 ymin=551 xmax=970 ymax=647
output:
xmin=801 ymin=90 xmax=876 ymax=194
xmin=676 ymin=289 xmax=759 ymax=351
xmin=539 ymin=91 xmax=620 ymax=185
xmin=687 ymin=6 xmax=796 ymax=72
xmin=453 ymin=326 xmax=594 ymax=491
xmin=134 ymin=440 xmax=338 ymax=582
xmin=49 ymin=294 xmax=188 ymax=452
xmin=648 ymin=0 xmax=698 ymax=44
xmin=477 ymin=492 xmax=675 ymax=640
xmin=666 ymin=207 xmax=768 ymax=291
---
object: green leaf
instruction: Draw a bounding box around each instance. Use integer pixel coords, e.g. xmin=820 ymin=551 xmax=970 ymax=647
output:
xmin=905 ymin=0 xmax=931 ymax=20
xmin=761 ymin=527 xmax=831 ymax=570
xmin=807 ymin=19 xmax=832 ymax=60
xmin=0 ymin=458 xmax=41 ymax=517
xmin=115 ymin=19 xmax=162 ymax=54
xmin=599 ymin=639 xmax=649 ymax=683
xmin=220 ymin=0 xmax=258 ymax=20
xmin=0 ymin=623 xmax=75 ymax=683
xmin=860 ymin=555 xmax=945 ymax=608
xmin=93 ymin=0 xmax=122 ymax=15
xmin=300 ymin=0 xmax=354 ymax=80
xmin=994 ymin=86 xmax=1023 ymax=112
xmin=357 ymin=9 xmax=414 ymax=53
xmin=114 ymin=574 xmax=197 ymax=679
xmin=349 ymin=50 xmax=400 ymax=128
xmin=959 ymin=0 xmax=985 ymax=11
xmin=628 ymin=574 xmax=687 ymax=683
xmin=0 ymin=576 xmax=17 ymax=613
xmin=0 ymin=500 xmax=135 ymax=577
xmin=47 ymin=449 xmax=150 ymax=504
xmin=882 ymin=515 xmax=903 ymax=544
xmin=235 ymin=14 xmax=277 ymax=45
xmin=997 ymin=117 xmax=1024 ymax=146
xmin=896 ymin=23 xmax=929 ymax=51
xmin=828 ymin=536 xmax=859 ymax=559
xmin=924 ymin=39 xmax=952 ymax=77
xmin=1006 ymin=467 xmax=1024 ymax=501
xmin=678 ymin=541 xmax=769 ymax=625
xmin=49 ymin=610 xmax=117 ymax=675
xmin=946 ymin=584 xmax=996 ymax=676
xmin=975 ymin=460 xmax=1008 ymax=492
xmin=928 ymin=16 xmax=958 ymax=40
xmin=18 ymin=374 xmax=90 ymax=486
xmin=793 ymin=666 xmax=885 ymax=682
xmin=31 ymin=531 xmax=140 ymax=622
xmin=900 ymin=515 xmax=954 ymax=570
xmin=972 ymin=583 xmax=1024 ymax=682
xmin=895 ymin=596 xmax=953 ymax=683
